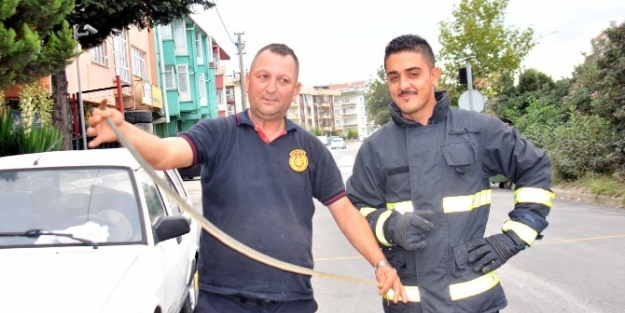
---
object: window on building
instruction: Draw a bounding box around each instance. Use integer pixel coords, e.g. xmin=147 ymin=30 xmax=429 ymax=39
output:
xmin=113 ymin=31 xmax=130 ymax=83
xmin=160 ymin=24 xmax=172 ymax=39
xmin=196 ymin=33 xmax=204 ymax=64
xmin=177 ymin=65 xmax=190 ymax=101
xmin=164 ymin=66 xmax=176 ymax=89
xmin=217 ymin=89 xmax=224 ymax=104
xmin=207 ymin=36 xmax=213 ymax=63
xmin=131 ymin=47 xmax=147 ymax=79
xmin=172 ymin=19 xmax=187 ymax=55
xmin=198 ymin=73 xmax=207 ymax=107
xmin=91 ymin=44 xmax=107 ymax=65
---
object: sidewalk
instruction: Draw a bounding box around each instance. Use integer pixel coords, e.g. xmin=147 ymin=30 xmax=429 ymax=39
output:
xmin=551 ymin=186 xmax=625 ymax=208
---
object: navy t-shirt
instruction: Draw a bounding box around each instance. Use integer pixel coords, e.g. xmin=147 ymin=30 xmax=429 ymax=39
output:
xmin=179 ymin=110 xmax=346 ymax=301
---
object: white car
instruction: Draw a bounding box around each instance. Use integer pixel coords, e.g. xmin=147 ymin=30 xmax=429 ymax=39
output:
xmin=330 ymin=137 xmax=346 ymax=150
xmin=0 ymin=148 xmax=199 ymax=313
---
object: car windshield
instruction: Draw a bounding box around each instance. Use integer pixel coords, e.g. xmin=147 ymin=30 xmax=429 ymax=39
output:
xmin=332 ymin=138 xmax=342 ymax=142
xmin=0 ymin=168 xmax=144 ymax=248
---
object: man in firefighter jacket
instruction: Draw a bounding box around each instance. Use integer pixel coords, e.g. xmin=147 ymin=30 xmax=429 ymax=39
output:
xmin=346 ymin=34 xmax=554 ymax=313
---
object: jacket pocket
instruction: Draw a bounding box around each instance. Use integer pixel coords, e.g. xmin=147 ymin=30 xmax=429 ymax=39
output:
xmin=452 ymin=243 xmax=468 ymax=270
xmin=385 ymin=166 xmax=411 ymax=201
xmin=442 ymin=142 xmax=476 ymax=174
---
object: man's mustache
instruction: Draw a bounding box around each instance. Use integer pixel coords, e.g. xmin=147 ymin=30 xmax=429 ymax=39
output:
xmin=399 ymin=90 xmax=417 ymax=97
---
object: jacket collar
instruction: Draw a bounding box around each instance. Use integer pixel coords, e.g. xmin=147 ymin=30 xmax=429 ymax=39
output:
xmin=388 ymin=91 xmax=450 ymax=127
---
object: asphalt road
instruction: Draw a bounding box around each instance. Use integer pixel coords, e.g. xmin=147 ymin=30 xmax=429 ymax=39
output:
xmin=183 ymin=141 xmax=625 ymax=313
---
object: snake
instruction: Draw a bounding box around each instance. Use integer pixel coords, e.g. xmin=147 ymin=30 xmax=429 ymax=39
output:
xmin=104 ymin=115 xmax=378 ymax=287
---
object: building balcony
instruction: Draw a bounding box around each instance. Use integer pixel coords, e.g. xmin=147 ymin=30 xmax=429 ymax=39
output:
xmin=226 ymin=95 xmax=235 ymax=104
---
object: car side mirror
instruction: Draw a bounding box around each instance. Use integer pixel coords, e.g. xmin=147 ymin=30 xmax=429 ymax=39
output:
xmin=153 ymin=216 xmax=190 ymax=244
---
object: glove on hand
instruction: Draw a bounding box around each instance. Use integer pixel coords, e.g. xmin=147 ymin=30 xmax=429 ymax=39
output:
xmin=385 ymin=211 xmax=434 ymax=251
xmin=466 ymin=231 xmax=526 ymax=273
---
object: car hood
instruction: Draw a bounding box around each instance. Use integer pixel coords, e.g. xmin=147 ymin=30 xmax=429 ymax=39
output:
xmin=0 ymin=245 xmax=144 ymax=313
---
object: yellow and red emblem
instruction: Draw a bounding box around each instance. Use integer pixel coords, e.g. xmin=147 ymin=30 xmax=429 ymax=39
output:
xmin=289 ymin=149 xmax=308 ymax=172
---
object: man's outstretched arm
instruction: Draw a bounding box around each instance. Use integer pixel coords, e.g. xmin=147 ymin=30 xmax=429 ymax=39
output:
xmin=87 ymin=107 xmax=193 ymax=170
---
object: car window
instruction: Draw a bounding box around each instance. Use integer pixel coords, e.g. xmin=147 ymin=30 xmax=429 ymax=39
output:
xmin=0 ymin=167 xmax=144 ymax=248
xmin=161 ymin=173 xmax=183 ymax=215
xmin=166 ymin=169 xmax=188 ymax=199
xmin=136 ymin=170 xmax=168 ymax=224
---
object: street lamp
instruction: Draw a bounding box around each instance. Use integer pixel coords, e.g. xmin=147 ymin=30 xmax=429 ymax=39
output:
xmin=73 ymin=24 xmax=98 ymax=150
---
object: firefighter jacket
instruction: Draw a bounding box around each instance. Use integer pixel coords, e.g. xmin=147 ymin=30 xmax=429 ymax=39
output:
xmin=346 ymin=91 xmax=554 ymax=313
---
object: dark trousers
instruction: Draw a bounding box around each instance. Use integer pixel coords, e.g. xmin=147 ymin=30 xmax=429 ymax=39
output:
xmin=194 ymin=290 xmax=318 ymax=313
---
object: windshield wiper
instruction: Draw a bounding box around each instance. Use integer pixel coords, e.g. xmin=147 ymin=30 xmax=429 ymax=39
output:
xmin=0 ymin=229 xmax=98 ymax=249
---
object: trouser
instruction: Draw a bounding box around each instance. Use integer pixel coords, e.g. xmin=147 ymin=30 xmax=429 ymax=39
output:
xmin=383 ymin=301 xmax=500 ymax=313
xmin=194 ymin=290 xmax=318 ymax=313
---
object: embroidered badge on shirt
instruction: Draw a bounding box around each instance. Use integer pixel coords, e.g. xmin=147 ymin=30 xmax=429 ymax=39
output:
xmin=289 ymin=149 xmax=308 ymax=172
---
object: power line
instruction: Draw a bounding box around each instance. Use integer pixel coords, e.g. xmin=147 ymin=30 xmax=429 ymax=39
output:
xmin=214 ymin=3 xmax=236 ymax=46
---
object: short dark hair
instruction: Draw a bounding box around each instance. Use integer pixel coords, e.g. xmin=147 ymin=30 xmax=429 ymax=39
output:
xmin=252 ymin=43 xmax=300 ymax=80
xmin=384 ymin=34 xmax=436 ymax=69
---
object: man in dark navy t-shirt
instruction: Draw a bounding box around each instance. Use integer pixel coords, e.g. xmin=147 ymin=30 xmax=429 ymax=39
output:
xmin=88 ymin=43 xmax=406 ymax=313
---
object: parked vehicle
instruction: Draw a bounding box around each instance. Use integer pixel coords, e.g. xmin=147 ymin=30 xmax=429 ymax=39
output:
xmin=177 ymin=164 xmax=202 ymax=180
xmin=330 ymin=137 xmax=346 ymax=150
xmin=490 ymin=174 xmax=514 ymax=189
xmin=0 ymin=148 xmax=199 ymax=313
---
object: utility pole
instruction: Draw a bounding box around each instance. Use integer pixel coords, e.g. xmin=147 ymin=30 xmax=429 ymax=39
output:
xmin=461 ymin=56 xmax=476 ymax=111
xmin=73 ymin=24 xmax=98 ymax=150
xmin=457 ymin=56 xmax=484 ymax=113
xmin=235 ymin=32 xmax=247 ymax=111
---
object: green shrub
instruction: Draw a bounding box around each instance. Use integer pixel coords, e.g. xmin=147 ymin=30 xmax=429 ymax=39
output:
xmin=0 ymin=106 xmax=62 ymax=157
xmin=347 ymin=129 xmax=358 ymax=140
xmin=550 ymin=113 xmax=615 ymax=180
xmin=513 ymin=96 xmax=566 ymax=150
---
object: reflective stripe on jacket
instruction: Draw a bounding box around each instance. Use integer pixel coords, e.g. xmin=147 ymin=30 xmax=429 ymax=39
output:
xmin=347 ymin=91 xmax=553 ymax=313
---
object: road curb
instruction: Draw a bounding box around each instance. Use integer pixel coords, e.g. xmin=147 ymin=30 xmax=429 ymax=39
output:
xmin=552 ymin=187 xmax=624 ymax=208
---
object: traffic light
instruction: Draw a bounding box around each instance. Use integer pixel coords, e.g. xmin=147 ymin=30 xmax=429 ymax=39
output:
xmin=458 ymin=67 xmax=467 ymax=85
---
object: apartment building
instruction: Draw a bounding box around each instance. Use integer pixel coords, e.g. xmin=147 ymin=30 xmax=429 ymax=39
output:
xmin=154 ymin=15 xmax=230 ymax=137
xmin=63 ymin=25 xmax=163 ymax=148
xmin=223 ymin=74 xmax=248 ymax=116
xmin=287 ymin=86 xmax=340 ymax=135
xmin=328 ymin=81 xmax=375 ymax=139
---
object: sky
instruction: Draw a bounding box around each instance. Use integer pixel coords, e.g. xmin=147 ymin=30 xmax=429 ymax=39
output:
xmin=193 ymin=0 xmax=625 ymax=86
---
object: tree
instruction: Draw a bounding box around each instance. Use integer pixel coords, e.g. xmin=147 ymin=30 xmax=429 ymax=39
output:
xmin=365 ymin=66 xmax=392 ymax=126
xmin=347 ymin=129 xmax=358 ymax=140
xmin=65 ymin=1 xmax=215 ymax=49
xmin=517 ymin=68 xmax=555 ymax=94
xmin=566 ymin=21 xmax=625 ymax=177
xmin=50 ymin=0 xmax=215 ymax=149
xmin=490 ymin=68 xmax=564 ymax=125
xmin=438 ymin=0 xmax=535 ymax=99
xmin=0 ymin=0 xmax=77 ymax=89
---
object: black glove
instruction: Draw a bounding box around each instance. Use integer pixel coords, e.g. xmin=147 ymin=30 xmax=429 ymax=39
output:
xmin=385 ymin=211 xmax=434 ymax=251
xmin=466 ymin=231 xmax=527 ymax=273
